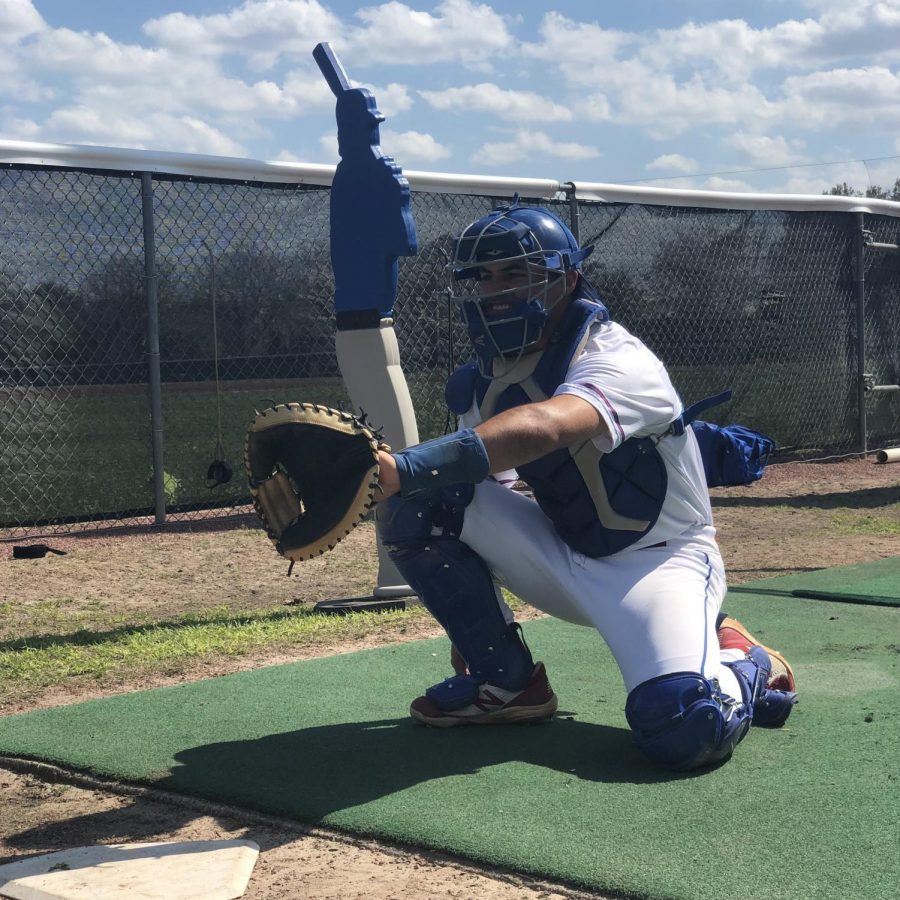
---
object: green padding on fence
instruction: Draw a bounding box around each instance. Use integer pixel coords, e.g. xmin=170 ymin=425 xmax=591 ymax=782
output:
xmin=1 ymin=596 xmax=898 ymax=900
xmin=730 ymin=556 xmax=900 ymax=606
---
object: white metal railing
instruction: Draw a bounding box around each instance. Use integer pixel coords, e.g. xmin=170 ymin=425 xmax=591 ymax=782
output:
xmin=2 ymin=139 xmax=898 ymax=215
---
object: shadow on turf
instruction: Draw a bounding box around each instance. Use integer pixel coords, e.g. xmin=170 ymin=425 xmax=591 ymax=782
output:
xmin=161 ymin=715 xmax=707 ymax=811
xmin=711 ymin=485 xmax=899 ymax=510
xmin=7 ymin=716 xmax=714 ymax=853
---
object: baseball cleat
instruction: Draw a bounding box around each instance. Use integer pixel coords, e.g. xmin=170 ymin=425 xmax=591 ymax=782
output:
xmin=410 ymin=662 xmax=558 ymax=727
xmin=717 ymin=614 xmax=796 ymax=692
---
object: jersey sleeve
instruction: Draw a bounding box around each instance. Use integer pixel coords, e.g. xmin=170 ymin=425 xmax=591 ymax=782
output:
xmin=555 ymin=322 xmax=683 ymax=453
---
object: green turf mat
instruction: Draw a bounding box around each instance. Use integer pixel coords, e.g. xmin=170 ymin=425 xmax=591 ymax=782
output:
xmin=730 ymin=556 xmax=900 ymax=606
xmin=1 ymin=595 xmax=898 ymax=900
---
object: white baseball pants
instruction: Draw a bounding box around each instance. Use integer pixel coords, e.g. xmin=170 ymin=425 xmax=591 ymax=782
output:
xmin=459 ymin=478 xmax=743 ymax=702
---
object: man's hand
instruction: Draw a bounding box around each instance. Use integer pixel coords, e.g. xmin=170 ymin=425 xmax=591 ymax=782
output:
xmin=375 ymin=449 xmax=400 ymax=501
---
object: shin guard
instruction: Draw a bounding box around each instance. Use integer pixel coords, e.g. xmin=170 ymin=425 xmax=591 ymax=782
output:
xmin=377 ymin=492 xmax=533 ymax=689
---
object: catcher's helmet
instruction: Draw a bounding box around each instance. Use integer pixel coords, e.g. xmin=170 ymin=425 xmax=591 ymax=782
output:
xmin=451 ymin=199 xmax=594 ymax=365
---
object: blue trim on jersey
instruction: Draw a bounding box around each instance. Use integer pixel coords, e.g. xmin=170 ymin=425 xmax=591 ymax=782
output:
xmin=700 ymin=552 xmax=713 ymax=677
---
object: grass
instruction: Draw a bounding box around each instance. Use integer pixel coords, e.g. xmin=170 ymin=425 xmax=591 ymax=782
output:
xmin=831 ymin=514 xmax=900 ymax=536
xmin=3 ymin=358 xmax=892 ymax=527
xmin=0 ymin=373 xmax=452 ymax=527
xmin=0 ymin=603 xmax=419 ymax=697
xmin=0 ymin=378 xmax=352 ymax=523
xmin=0 ymin=595 xmax=525 ymax=705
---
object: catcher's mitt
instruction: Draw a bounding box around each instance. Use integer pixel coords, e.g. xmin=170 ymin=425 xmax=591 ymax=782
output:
xmin=244 ymin=403 xmax=384 ymax=562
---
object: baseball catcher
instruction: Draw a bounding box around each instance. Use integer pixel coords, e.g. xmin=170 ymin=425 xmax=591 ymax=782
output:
xmin=247 ymin=200 xmax=798 ymax=772
xmin=370 ymin=199 xmax=797 ymax=771
xmin=244 ymin=403 xmax=384 ymax=562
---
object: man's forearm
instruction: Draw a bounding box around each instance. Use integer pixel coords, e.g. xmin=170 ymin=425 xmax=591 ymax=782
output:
xmin=475 ymin=395 xmax=607 ymax=473
xmin=474 ymin=403 xmax=562 ymax=473
xmin=377 ymin=394 xmax=607 ymax=501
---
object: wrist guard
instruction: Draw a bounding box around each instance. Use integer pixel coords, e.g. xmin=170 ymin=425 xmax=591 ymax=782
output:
xmin=394 ymin=429 xmax=490 ymax=497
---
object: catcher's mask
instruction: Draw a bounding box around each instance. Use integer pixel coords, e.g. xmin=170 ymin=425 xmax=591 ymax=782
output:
xmin=451 ymin=200 xmax=594 ymax=370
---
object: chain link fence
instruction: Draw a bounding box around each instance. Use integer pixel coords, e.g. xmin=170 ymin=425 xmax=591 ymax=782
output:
xmin=1 ymin=161 xmax=898 ymax=535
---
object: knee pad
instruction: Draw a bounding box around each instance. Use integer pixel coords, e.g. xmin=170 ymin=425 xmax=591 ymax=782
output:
xmin=625 ymin=673 xmax=751 ymax=771
xmin=375 ymin=487 xmax=531 ymax=690
xmin=376 ymin=483 xmax=474 ymax=546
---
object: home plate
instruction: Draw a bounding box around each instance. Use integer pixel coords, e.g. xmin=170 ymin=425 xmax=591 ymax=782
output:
xmin=0 ymin=840 xmax=259 ymax=900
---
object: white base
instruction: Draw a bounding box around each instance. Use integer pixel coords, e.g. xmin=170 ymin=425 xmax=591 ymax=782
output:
xmin=0 ymin=840 xmax=259 ymax=900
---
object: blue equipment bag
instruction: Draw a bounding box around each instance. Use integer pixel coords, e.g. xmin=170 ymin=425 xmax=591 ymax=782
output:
xmin=674 ymin=390 xmax=776 ymax=488
xmin=691 ymin=421 xmax=776 ymax=487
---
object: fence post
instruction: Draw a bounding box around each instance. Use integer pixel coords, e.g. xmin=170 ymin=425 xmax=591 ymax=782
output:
xmin=853 ymin=210 xmax=868 ymax=455
xmin=141 ymin=172 xmax=166 ymax=523
xmin=564 ymin=182 xmax=580 ymax=243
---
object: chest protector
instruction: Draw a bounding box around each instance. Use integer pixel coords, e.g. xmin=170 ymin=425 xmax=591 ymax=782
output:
xmin=445 ymin=298 xmax=669 ymax=558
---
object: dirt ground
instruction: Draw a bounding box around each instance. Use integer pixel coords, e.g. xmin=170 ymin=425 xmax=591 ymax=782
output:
xmin=2 ymin=459 xmax=899 ymax=899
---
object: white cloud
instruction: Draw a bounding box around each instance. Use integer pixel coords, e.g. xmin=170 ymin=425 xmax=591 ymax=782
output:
xmin=776 ymin=66 xmax=900 ymax=129
xmin=521 ymin=4 xmax=900 ymax=143
xmin=273 ymin=148 xmax=306 ymax=162
xmin=522 ymin=12 xmax=632 ymax=85
xmin=1 ymin=115 xmax=41 ymax=140
xmin=144 ymin=0 xmax=342 ymax=70
xmin=854 ymin=157 xmax=900 ymax=194
xmin=281 ymin=72 xmax=412 ymax=119
xmin=7 ymin=22 xmax=342 ymax=135
xmin=807 ymin=0 xmax=900 ymax=62
xmin=722 ymin=132 xmax=805 ymax=167
xmin=0 ymin=0 xmax=44 ymax=51
xmin=699 ymin=175 xmax=756 ymax=193
xmin=419 ymin=83 xmax=571 ymax=122
xmin=643 ymin=17 xmax=825 ymax=84
xmin=358 ymin=82 xmax=414 ymax=117
xmin=646 ymin=154 xmax=698 ymax=174
xmin=144 ymin=0 xmax=514 ymax=71
xmin=472 ymin=129 xmax=599 ymax=165
xmin=347 ymin=0 xmax=514 ymax=67
xmin=617 ymin=75 xmax=772 ymax=138
xmin=381 ymin=128 xmax=450 ymax=163
xmin=0 ymin=74 xmax=55 ymax=103
xmin=318 ymin=132 xmax=338 ymax=161
xmin=316 ymin=127 xmax=446 ymax=165
xmin=581 ymin=93 xmax=611 ymax=122
xmin=30 ymin=26 xmax=166 ymax=76
xmin=282 ymin=69 xmax=340 ymax=111
xmin=36 ymin=106 xmax=247 ymax=156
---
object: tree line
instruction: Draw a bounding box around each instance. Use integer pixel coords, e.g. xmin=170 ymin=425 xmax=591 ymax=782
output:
xmin=825 ymin=178 xmax=900 ymax=201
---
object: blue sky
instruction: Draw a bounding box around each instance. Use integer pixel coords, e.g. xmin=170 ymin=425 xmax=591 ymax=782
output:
xmin=2 ymin=0 xmax=899 ymax=194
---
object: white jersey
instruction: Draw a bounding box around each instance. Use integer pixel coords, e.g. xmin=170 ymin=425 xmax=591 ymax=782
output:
xmin=460 ymin=319 xmax=715 ymax=552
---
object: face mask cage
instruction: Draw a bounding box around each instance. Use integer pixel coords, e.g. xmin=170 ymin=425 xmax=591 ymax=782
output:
xmin=450 ymin=220 xmax=570 ymax=368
